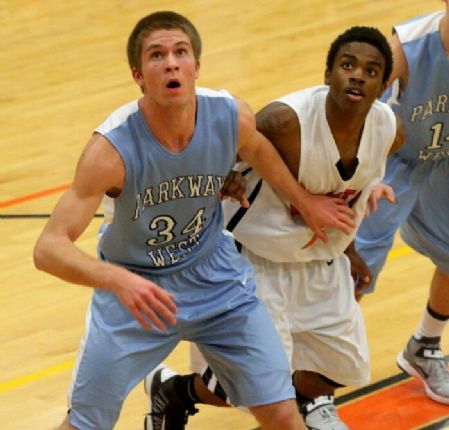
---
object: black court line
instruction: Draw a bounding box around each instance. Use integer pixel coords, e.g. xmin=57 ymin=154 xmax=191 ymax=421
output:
xmin=419 ymin=417 xmax=449 ymax=429
xmin=334 ymin=370 xmax=410 ymax=405
xmin=0 ymin=213 xmax=104 ymax=219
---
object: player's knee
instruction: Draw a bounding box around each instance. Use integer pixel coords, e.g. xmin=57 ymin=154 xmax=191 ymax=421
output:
xmin=57 ymin=415 xmax=78 ymax=430
xmin=250 ymin=399 xmax=299 ymax=428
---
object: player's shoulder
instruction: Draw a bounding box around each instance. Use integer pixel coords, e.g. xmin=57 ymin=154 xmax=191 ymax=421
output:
xmin=196 ymin=86 xmax=237 ymax=118
xmin=242 ymin=86 xmax=325 ymax=142
xmin=395 ymin=11 xmax=443 ymax=44
xmin=95 ymin=100 xmax=139 ymax=135
xmin=275 ymin=85 xmax=325 ymax=106
xmin=273 ymin=85 xmax=327 ymax=121
xmin=256 ymin=100 xmax=298 ymax=138
xmin=75 ymin=132 xmax=124 ymax=193
xmin=195 ymin=86 xmax=233 ymax=99
xmin=368 ymin=99 xmax=396 ymax=133
xmin=370 ymin=98 xmax=395 ymax=119
xmin=367 ymin=99 xmax=397 ymax=144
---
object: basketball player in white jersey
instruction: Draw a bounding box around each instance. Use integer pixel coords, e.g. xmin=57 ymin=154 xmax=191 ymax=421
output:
xmin=142 ymin=26 xmax=405 ymax=430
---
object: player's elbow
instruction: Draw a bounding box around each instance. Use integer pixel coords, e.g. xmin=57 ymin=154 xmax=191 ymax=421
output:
xmin=33 ymin=237 xmax=52 ymax=272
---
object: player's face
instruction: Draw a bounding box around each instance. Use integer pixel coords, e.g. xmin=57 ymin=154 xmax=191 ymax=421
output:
xmin=132 ymin=28 xmax=200 ymax=106
xmin=325 ymin=42 xmax=387 ymax=113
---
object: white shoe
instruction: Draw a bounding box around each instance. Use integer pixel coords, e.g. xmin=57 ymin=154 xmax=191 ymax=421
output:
xmin=300 ymin=395 xmax=349 ymax=430
xmin=397 ymin=336 xmax=449 ymax=404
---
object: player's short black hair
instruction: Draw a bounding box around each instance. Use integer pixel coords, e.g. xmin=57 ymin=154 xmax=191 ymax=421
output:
xmin=326 ymin=26 xmax=393 ymax=83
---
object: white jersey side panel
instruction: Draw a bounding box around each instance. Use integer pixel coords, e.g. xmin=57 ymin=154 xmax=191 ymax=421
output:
xmin=223 ymin=85 xmax=396 ymax=262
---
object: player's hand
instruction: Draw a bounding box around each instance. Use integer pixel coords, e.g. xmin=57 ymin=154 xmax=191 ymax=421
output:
xmin=218 ymin=170 xmax=249 ymax=208
xmin=345 ymin=243 xmax=372 ymax=301
xmin=365 ymin=182 xmax=396 ymax=217
xmin=298 ymin=193 xmax=356 ymax=245
xmin=111 ymin=269 xmax=177 ymax=331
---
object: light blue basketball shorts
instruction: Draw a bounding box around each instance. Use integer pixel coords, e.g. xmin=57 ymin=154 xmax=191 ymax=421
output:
xmin=356 ymin=154 xmax=449 ymax=291
xmin=400 ymin=161 xmax=449 ymax=274
xmin=68 ymin=232 xmax=294 ymax=430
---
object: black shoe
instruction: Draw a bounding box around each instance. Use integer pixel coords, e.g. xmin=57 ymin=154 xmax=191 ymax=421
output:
xmin=144 ymin=364 xmax=198 ymax=430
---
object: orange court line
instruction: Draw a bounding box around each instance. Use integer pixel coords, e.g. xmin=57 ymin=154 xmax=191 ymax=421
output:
xmin=338 ymin=378 xmax=449 ymax=429
xmin=0 ymin=183 xmax=70 ymax=208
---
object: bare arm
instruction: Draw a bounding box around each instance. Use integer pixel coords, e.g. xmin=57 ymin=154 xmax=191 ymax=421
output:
xmin=218 ymin=170 xmax=249 ymax=208
xmin=344 ymin=241 xmax=372 ymax=301
xmin=387 ymin=32 xmax=409 ymax=90
xmin=366 ymin=113 xmax=405 ymax=214
xmin=383 ymin=31 xmax=408 ymax=155
xmin=389 ymin=115 xmax=406 ymax=155
xmin=255 ymin=102 xmax=301 ymax=178
xmin=33 ymin=134 xmax=177 ymax=330
xmin=366 ymin=31 xmax=408 ymax=214
xmin=236 ymin=98 xmax=356 ymax=242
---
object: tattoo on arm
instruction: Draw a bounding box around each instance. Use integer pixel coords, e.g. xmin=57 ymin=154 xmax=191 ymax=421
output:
xmin=255 ymin=101 xmax=300 ymax=176
xmin=256 ymin=102 xmax=291 ymax=143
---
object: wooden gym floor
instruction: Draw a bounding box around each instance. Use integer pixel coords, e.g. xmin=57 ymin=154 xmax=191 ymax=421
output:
xmin=1 ymin=1 xmax=448 ymax=428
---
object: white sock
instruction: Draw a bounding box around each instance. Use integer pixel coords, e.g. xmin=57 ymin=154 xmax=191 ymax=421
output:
xmin=415 ymin=305 xmax=448 ymax=340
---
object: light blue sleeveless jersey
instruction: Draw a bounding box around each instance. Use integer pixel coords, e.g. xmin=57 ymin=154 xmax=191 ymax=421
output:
xmin=356 ymin=11 xmax=449 ymax=291
xmin=95 ymin=88 xmax=238 ymax=274
xmin=383 ymin=11 xmax=449 ymax=169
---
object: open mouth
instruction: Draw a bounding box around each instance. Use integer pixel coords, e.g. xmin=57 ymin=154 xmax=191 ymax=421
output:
xmin=346 ymin=87 xmax=365 ymax=98
xmin=167 ymin=79 xmax=181 ymax=89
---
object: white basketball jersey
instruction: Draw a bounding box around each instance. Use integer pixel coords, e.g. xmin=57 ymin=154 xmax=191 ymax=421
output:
xmin=223 ymin=85 xmax=396 ymax=262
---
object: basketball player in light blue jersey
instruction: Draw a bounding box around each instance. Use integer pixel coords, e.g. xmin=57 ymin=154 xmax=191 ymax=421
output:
xmin=356 ymin=0 xmax=449 ymax=404
xmin=33 ymin=11 xmax=359 ymax=430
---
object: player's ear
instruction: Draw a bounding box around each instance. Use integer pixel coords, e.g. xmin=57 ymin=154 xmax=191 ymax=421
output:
xmin=131 ymin=67 xmax=145 ymax=93
xmin=132 ymin=67 xmax=143 ymax=85
xmin=195 ymin=60 xmax=200 ymax=79
xmin=324 ymin=69 xmax=331 ymax=85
